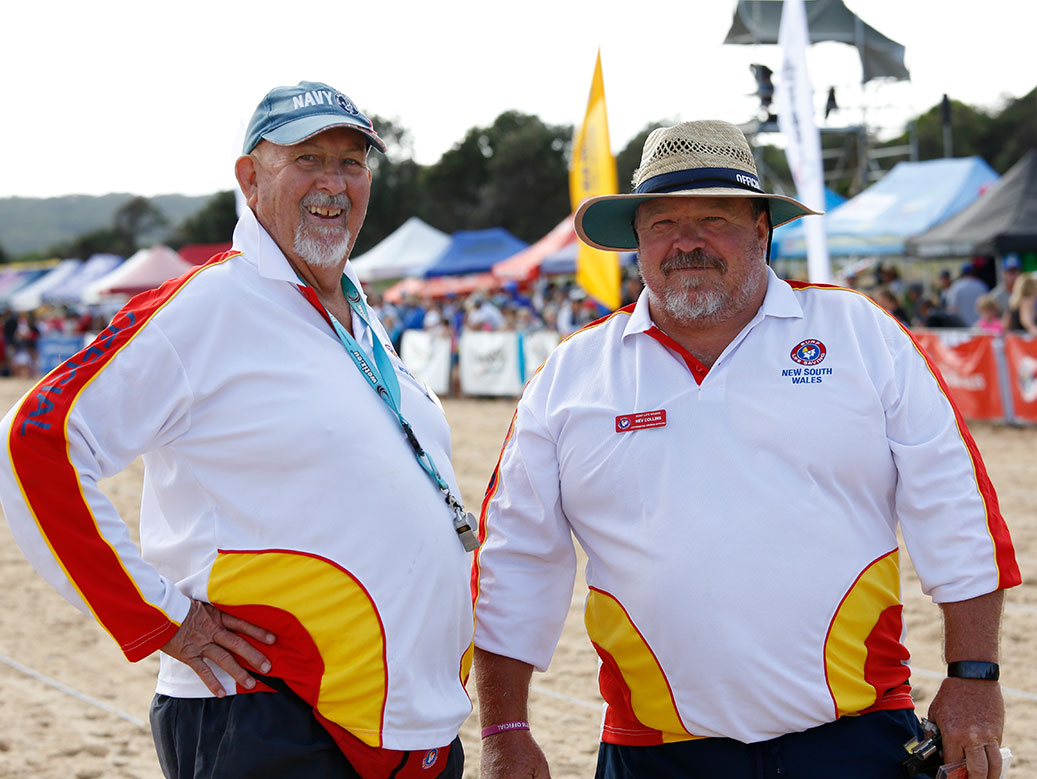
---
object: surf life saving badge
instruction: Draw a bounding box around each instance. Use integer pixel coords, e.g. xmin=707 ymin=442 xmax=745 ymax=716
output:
xmin=790 ymin=339 xmax=827 ymax=365
xmin=783 ymin=339 xmax=832 ymax=385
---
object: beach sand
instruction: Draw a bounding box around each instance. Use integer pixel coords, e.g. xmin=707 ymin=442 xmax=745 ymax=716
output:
xmin=0 ymin=380 xmax=1033 ymax=777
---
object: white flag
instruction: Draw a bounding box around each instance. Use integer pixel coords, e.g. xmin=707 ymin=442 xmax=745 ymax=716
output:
xmin=776 ymin=0 xmax=831 ymax=283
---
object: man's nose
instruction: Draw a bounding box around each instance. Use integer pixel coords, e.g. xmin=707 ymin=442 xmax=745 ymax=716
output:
xmin=672 ymin=220 xmax=706 ymax=252
xmin=315 ymin=161 xmax=350 ymax=195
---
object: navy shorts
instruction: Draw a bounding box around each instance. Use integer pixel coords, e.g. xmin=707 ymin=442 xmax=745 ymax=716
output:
xmin=150 ymin=688 xmax=463 ymax=779
xmin=596 ymin=709 xmax=930 ymax=779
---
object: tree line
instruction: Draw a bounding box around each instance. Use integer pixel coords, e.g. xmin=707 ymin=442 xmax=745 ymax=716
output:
xmin=3 ymin=87 xmax=1033 ymax=264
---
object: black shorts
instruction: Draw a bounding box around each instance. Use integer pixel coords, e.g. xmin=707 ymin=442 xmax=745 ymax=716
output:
xmin=596 ymin=709 xmax=929 ymax=779
xmin=150 ymin=689 xmax=463 ymax=779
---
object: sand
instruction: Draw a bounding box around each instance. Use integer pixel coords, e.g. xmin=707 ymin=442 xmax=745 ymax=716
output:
xmin=0 ymin=379 xmax=1033 ymax=778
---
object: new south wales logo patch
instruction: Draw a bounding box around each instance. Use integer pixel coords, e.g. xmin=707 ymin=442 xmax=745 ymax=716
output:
xmin=782 ymin=339 xmax=832 ymax=385
xmin=790 ymin=339 xmax=827 ymax=366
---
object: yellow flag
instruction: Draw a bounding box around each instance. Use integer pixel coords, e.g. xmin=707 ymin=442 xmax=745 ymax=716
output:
xmin=570 ymin=50 xmax=620 ymax=310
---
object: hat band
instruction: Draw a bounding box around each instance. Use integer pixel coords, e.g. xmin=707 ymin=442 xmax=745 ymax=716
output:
xmin=635 ymin=167 xmax=763 ymax=196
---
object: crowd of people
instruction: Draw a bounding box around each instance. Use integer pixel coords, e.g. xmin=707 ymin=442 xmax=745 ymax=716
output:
xmin=363 ymin=253 xmax=1037 ymax=366
xmin=3 ymin=255 xmax=1035 ymax=382
xmin=854 ymin=254 xmax=1037 ymax=335
xmin=0 ymin=305 xmax=112 ymax=379
xmin=367 ymin=272 xmax=645 ymax=355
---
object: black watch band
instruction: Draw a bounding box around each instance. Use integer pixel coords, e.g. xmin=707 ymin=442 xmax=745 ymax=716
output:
xmin=947 ymin=661 xmax=1000 ymax=680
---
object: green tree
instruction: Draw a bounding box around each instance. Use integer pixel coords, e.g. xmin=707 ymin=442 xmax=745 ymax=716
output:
xmin=979 ymin=87 xmax=1037 ymax=171
xmin=354 ymin=116 xmax=428 ymax=255
xmin=170 ymin=190 xmax=238 ymax=247
xmin=420 ymin=111 xmax=572 ymax=242
xmin=0 ymin=241 xmax=9 ymax=264
xmin=908 ymin=99 xmax=992 ymax=162
xmin=114 ymin=196 xmax=167 ymax=247
xmin=44 ymin=195 xmax=167 ymax=259
xmin=61 ymin=226 xmax=137 ymax=259
xmin=615 ymin=121 xmax=676 ymax=194
xmin=484 ymin=115 xmax=571 ymax=240
xmin=876 ymin=88 xmax=1037 ymax=175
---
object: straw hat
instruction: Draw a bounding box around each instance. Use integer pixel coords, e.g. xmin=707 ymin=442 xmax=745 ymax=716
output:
xmin=574 ymin=120 xmax=820 ymax=252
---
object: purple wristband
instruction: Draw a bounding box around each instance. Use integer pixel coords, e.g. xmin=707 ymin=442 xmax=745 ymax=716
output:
xmin=481 ymin=720 xmax=530 ymax=739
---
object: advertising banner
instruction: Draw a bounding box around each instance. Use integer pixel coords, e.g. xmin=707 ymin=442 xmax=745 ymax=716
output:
xmin=520 ymin=330 xmax=560 ymax=382
xmin=459 ymin=331 xmax=522 ymax=396
xmin=1003 ymin=333 xmax=1037 ymax=424
xmin=400 ymin=330 xmax=452 ymax=397
xmin=913 ymin=331 xmax=1003 ymax=420
xmin=37 ymin=335 xmax=88 ymax=376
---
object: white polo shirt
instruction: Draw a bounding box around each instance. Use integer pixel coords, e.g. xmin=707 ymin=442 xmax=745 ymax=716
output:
xmin=0 ymin=207 xmax=474 ymax=752
xmin=473 ymin=269 xmax=1019 ymax=745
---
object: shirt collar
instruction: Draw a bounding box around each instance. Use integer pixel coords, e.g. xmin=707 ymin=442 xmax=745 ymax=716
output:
xmin=622 ymin=266 xmax=803 ymax=341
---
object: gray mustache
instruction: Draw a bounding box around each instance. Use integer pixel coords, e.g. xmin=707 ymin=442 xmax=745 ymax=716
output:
xmin=660 ymin=251 xmax=726 ymax=276
xmin=301 ymin=194 xmax=349 ymax=211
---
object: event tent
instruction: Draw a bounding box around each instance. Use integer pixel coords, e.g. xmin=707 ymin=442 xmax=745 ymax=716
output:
xmin=535 ymin=242 xmax=639 ymax=276
xmin=41 ymin=253 xmax=124 ymax=306
xmin=350 ymin=217 xmax=451 ymax=282
xmin=492 ymin=216 xmax=577 ymax=283
xmin=81 ymin=245 xmax=194 ymax=303
xmin=773 ymin=157 xmax=999 ymax=258
xmin=771 ymin=187 xmax=846 ymax=260
xmin=178 ymin=242 xmax=233 ymax=266
xmin=382 ymin=273 xmax=501 ymax=304
xmin=422 ymin=228 xmax=528 ymax=278
xmin=8 ymin=259 xmax=83 ymax=311
xmin=0 ymin=264 xmax=54 ymax=303
xmin=905 ymin=150 xmax=1037 ymax=258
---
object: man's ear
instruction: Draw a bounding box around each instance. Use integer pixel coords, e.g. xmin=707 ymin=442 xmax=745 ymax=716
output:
xmin=756 ymin=206 xmax=771 ymax=244
xmin=234 ymin=155 xmax=258 ymax=207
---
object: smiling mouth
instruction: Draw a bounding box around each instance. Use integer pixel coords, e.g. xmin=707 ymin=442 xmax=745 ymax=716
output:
xmin=305 ymin=205 xmax=343 ymax=219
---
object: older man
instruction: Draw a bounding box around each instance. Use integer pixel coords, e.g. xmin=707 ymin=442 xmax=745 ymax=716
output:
xmin=472 ymin=121 xmax=1020 ymax=779
xmin=0 ymin=81 xmax=474 ymax=778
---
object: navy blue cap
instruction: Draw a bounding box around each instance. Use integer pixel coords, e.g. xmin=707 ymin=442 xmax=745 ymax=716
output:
xmin=243 ymin=81 xmax=386 ymax=155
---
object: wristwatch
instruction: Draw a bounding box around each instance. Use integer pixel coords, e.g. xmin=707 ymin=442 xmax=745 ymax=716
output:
xmin=946 ymin=661 xmax=1000 ymax=680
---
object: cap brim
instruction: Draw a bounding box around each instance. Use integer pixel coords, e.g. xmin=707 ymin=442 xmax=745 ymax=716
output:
xmin=574 ymin=189 xmax=821 ymax=252
xmin=261 ymin=114 xmax=387 ymax=153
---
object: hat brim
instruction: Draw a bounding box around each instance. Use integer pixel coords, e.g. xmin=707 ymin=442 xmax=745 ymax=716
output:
xmin=260 ymin=114 xmax=387 ymax=154
xmin=574 ymin=189 xmax=821 ymax=252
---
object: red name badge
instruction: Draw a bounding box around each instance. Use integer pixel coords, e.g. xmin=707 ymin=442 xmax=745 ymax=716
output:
xmin=615 ymin=410 xmax=667 ymax=432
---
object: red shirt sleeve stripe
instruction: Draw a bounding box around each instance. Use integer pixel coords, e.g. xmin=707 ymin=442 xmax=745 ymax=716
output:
xmin=7 ymin=252 xmax=239 ymax=660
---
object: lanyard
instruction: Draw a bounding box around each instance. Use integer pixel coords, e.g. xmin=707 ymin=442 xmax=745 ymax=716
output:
xmin=297 ymin=275 xmax=479 ymax=552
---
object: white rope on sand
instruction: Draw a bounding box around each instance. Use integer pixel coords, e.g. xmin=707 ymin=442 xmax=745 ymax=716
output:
xmin=0 ymin=651 xmax=147 ymax=729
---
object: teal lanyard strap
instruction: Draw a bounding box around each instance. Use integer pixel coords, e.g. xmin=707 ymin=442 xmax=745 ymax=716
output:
xmin=327 ymin=277 xmax=448 ymax=491
xmin=296 ymin=276 xmax=479 ymax=551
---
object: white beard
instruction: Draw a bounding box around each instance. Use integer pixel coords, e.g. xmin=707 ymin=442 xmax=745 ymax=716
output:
xmin=293 ymin=195 xmax=352 ymax=268
xmin=644 ymin=262 xmax=766 ymax=326
xmin=293 ymin=222 xmax=352 ymax=269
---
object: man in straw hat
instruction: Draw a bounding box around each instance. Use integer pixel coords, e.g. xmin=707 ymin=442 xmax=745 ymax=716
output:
xmin=0 ymin=81 xmax=474 ymax=777
xmin=471 ymin=120 xmax=1019 ymax=778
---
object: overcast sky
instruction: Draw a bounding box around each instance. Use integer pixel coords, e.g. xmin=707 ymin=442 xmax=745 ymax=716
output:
xmin=1 ymin=0 xmax=1032 ymax=199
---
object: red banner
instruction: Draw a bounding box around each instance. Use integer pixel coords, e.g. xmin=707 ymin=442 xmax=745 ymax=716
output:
xmin=1003 ymin=334 xmax=1037 ymax=424
xmin=913 ymin=332 xmax=1003 ymax=421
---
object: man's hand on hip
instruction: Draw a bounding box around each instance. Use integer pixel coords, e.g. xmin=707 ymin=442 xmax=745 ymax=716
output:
xmin=161 ymin=600 xmax=276 ymax=697
xmin=480 ymin=730 xmax=551 ymax=779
